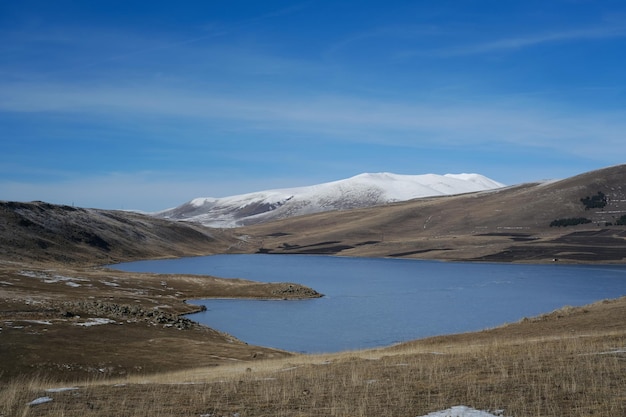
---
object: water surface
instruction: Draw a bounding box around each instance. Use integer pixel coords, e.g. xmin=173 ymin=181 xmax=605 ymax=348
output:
xmin=114 ymin=255 xmax=626 ymax=353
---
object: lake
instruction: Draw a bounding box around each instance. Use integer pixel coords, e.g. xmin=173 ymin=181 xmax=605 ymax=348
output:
xmin=113 ymin=255 xmax=626 ymax=353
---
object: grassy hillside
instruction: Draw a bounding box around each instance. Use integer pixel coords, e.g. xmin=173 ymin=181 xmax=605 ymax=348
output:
xmin=0 ymin=200 xmax=238 ymax=265
xmin=237 ymin=164 xmax=626 ymax=263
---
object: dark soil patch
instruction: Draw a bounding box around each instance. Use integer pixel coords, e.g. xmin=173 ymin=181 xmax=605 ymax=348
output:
xmin=388 ymin=248 xmax=453 ymax=257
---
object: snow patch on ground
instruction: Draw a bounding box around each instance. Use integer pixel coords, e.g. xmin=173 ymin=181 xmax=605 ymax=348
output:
xmin=45 ymin=387 xmax=79 ymax=393
xmin=20 ymin=270 xmax=88 ymax=287
xmin=417 ymin=406 xmax=508 ymax=417
xmin=587 ymin=348 xmax=626 ymax=355
xmin=74 ymin=318 xmax=116 ymax=327
xmin=28 ymin=396 xmax=53 ymax=406
xmin=24 ymin=320 xmax=52 ymax=325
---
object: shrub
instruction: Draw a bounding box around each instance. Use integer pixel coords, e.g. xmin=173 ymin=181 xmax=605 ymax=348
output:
xmin=581 ymin=191 xmax=607 ymax=210
xmin=550 ymin=218 xmax=592 ymax=227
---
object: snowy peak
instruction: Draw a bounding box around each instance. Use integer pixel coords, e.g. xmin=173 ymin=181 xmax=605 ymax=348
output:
xmin=153 ymin=173 xmax=504 ymax=228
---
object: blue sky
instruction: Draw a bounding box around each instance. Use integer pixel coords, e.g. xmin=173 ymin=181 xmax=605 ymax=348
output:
xmin=1 ymin=1 xmax=625 ymax=211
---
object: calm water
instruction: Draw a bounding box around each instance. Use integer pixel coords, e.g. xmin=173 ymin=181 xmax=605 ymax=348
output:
xmin=113 ymin=255 xmax=626 ymax=353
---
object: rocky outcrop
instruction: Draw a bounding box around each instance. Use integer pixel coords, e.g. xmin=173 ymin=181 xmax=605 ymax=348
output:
xmin=270 ymin=283 xmax=322 ymax=299
xmin=57 ymin=300 xmax=199 ymax=330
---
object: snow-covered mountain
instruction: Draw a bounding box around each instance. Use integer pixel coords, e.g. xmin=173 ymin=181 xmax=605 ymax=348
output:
xmin=153 ymin=173 xmax=505 ymax=228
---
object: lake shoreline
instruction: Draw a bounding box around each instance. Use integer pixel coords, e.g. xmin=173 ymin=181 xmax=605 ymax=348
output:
xmin=115 ymin=254 xmax=626 ymax=354
xmin=4 ymin=249 xmax=626 ymax=381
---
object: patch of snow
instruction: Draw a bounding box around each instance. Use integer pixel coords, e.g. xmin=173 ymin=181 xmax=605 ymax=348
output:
xmin=101 ymin=280 xmax=120 ymax=287
xmin=417 ymin=406 xmax=508 ymax=417
xmin=154 ymin=172 xmax=505 ymax=228
xmin=75 ymin=318 xmax=116 ymax=327
xmin=28 ymin=396 xmax=53 ymax=406
xmin=585 ymin=348 xmax=626 ymax=355
xmin=20 ymin=270 xmax=87 ymax=286
xmin=190 ymin=197 xmax=218 ymax=208
xmin=19 ymin=270 xmax=47 ymax=279
xmin=44 ymin=275 xmax=87 ymax=284
xmin=0 ymin=280 xmax=14 ymax=286
xmin=24 ymin=320 xmax=52 ymax=325
xmin=45 ymin=387 xmax=79 ymax=393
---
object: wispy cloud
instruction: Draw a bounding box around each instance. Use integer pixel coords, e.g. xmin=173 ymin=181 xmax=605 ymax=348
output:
xmin=2 ymin=78 xmax=624 ymax=161
xmin=65 ymin=2 xmax=312 ymax=74
xmin=324 ymin=25 xmax=441 ymax=59
xmin=442 ymin=25 xmax=626 ymax=56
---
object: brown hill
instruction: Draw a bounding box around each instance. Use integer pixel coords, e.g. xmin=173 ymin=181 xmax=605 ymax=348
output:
xmin=235 ymin=164 xmax=626 ymax=263
xmin=0 ymin=200 xmax=237 ymax=265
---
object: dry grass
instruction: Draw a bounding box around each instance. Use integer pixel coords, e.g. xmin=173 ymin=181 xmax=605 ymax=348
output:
xmin=0 ymin=262 xmax=318 ymax=381
xmin=5 ymin=301 xmax=626 ymax=417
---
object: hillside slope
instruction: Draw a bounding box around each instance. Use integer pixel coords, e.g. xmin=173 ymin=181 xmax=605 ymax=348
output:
xmin=0 ymin=201 xmax=236 ymax=265
xmin=3 ymin=165 xmax=625 ymax=265
xmin=235 ymin=165 xmax=626 ymax=263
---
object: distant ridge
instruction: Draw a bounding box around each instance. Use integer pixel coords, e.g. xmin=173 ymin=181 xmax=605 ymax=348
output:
xmin=153 ymin=173 xmax=505 ymax=228
xmin=1 ymin=164 xmax=625 ymax=265
xmin=238 ymin=164 xmax=626 ymax=263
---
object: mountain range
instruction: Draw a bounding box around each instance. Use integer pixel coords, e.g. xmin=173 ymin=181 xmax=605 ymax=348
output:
xmin=153 ymin=172 xmax=505 ymax=227
xmin=2 ymin=165 xmax=626 ymax=265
